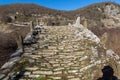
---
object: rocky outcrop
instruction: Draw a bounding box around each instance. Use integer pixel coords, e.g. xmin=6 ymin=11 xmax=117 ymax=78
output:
xmin=73 ymin=17 xmax=100 ymax=44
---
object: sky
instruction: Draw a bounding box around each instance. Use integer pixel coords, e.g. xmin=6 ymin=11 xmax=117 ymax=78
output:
xmin=0 ymin=0 xmax=120 ymax=10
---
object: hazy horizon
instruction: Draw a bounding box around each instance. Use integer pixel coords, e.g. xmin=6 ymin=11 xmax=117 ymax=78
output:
xmin=0 ymin=0 xmax=120 ymax=10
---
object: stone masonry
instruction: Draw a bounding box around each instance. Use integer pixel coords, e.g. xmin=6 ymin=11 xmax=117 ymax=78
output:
xmin=1 ymin=18 xmax=120 ymax=80
xmin=11 ymin=26 xmax=120 ymax=80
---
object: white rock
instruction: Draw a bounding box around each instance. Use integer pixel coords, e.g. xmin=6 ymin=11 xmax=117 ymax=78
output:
xmin=1 ymin=61 xmax=15 ymax=69
xmin=9 ymin=57 xmax=21 ymax=62
xmin=73 ymin=17 xmax=100 ymax=44
xmin=0 ymin=74 xmax=5 ymax=79
xmin=10 ymin=48 xmax=23 ymax=57
xmin=106 ymin=49 xmax=120 ymax=60
xmin=91 ymin=47 xmax=98 ymax=57
xmin=74 ymin=17 xmax=81 ymax=26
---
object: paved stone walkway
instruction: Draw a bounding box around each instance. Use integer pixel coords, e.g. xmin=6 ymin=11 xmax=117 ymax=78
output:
xmin=12 ymin=26 xmax=120 ymax=80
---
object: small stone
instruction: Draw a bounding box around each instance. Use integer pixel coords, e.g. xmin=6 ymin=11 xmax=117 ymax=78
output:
xmin=25 ymin=67 xmax=39 ymax=71
xmin=29 ymin=55 xmax=41 ymax=59
xmin=51 ymin=76 xmax=61 ymax=79
xmin=0 ymin=74 xmax=5 ymax=79
xmin=1 ymin=61 xmax=15 ymax=69
xmin=33 ymin=71 xmax=41 ymax=74
xmin=69 ymin=78 xmax=80 ymax=80
xmin=8 ymin=71 xmax=15 ymax=77
xmin=53 ymin=71 xmax=62 ymax=75
xmin=52 ymin=64 xmax=60 ymax=67
xmin=67 ymin=76 xmax=74 ymax=78
xmin=54 ymin=67 xmax=64 ymax=71
xmin=10 ymin=48 xmax=23 ymax=57
xmin=35 ymin=71 xmax=53 ymax=75
xmin=24 ymin=72 xmax=31 ymax=76
xmin=1 ymin=69 xmax=10 ymax=74
xmin=29 ymin=75 xmax=40 ymax=78
xmin=28 ymin=59 xmax=35 ymax=63
xmin=67 ymin=62 xmax=74 ymax=66
xmin=68 ymin=70 xmax=78 ymax=73
xmin=9 ymin=57 xmax=21 ymax=62
xmin=2 ymin=76 xmax=9 ymax=80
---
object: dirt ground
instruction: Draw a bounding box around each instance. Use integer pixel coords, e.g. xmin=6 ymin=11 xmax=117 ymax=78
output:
xmin=0 ymin=25 xmax=30 ymax=67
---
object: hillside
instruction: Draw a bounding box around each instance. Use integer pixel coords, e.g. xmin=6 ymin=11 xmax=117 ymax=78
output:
xmin=0 ymin=3 xmax=71 ymax=25
xmin=1 ymin=2 xmax=120 ymax=54
xmin=0 ymin=3 xmax=58 ymax=15
xmin=0 ymin=2 xmax=119 ymax=26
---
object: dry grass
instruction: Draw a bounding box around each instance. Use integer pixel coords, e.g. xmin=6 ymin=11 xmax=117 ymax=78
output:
xmin=0 ymin=32 xmax=17 ymax=66
xmin=91 ymin=27 xmax=120 ymax=56
xmin=0 ymin=24 xmax=30 ymax=67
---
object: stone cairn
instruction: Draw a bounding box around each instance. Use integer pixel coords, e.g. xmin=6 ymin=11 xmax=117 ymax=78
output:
xmin=0 ymin=17 xmax=120 ymax=80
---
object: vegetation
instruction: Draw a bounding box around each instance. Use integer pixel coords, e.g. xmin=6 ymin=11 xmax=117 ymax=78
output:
xmin=0 ymin=2 xmax=119 ymax=25
xmin=0 ymin=32 xmax=17 ymax=66
xmin=35 ymin=76 xmax=45 ymax=80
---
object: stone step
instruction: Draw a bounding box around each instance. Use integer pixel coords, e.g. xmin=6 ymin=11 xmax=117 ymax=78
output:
xmin=25 ymin=67 xmax=39 ymax=71
xmin=48 ymin=46 xmax=57 ymax=50
xmin=32 ymin=71 xmax=53 ymax=75
xmin=39 ymin=44 xmax=49 ymax=49
xmin=9 ymin=26 xmax=109 ymax=80
xmin=27 ymin=55 xmax=42 ymax=59
xmin=42 ymin=50 xmax=58 ymax=54
xmin=38 ymin=41 xmax=49 ymax=45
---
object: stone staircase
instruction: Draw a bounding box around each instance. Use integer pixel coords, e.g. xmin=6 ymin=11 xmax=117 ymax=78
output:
xmin=9 ymin=26 xmax=120 ymax=80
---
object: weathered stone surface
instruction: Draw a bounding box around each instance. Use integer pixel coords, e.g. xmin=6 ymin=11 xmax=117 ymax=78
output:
xmin=24 ymin=32 xmax=36 ymax=44
xmin=32 ymin=71 xmax=42 ymax=74
xmin=24 ymin=72 xmax=31 ymax=76
xmin=29 ymin=75 xmax=40 ymax=78
xmin=53 ymin=71 xmax=62 ymax=75
xmin=2 ymin=76 xmax=9 ymax=80
xmin=25 ymin=67 xmax=39 ymax=71
xmin=51 ymin=76 xmax=61 ymax=79
xmin=34 ymin=71 xmax=53 ymax=75
xmin=1 ymin=61 xmax=15 ymax=69
xmin=1 ymin=69 xmax=10 ymax=74
xmin=10 ymin=48 xmax=23 ymax=57
xmin=9 ymin=57 xmax=21 ymax=62
xmin=0 ymin=74 xmax=5 ymax=79
xmin=68 ymin=78 xmax=80 ymax=80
